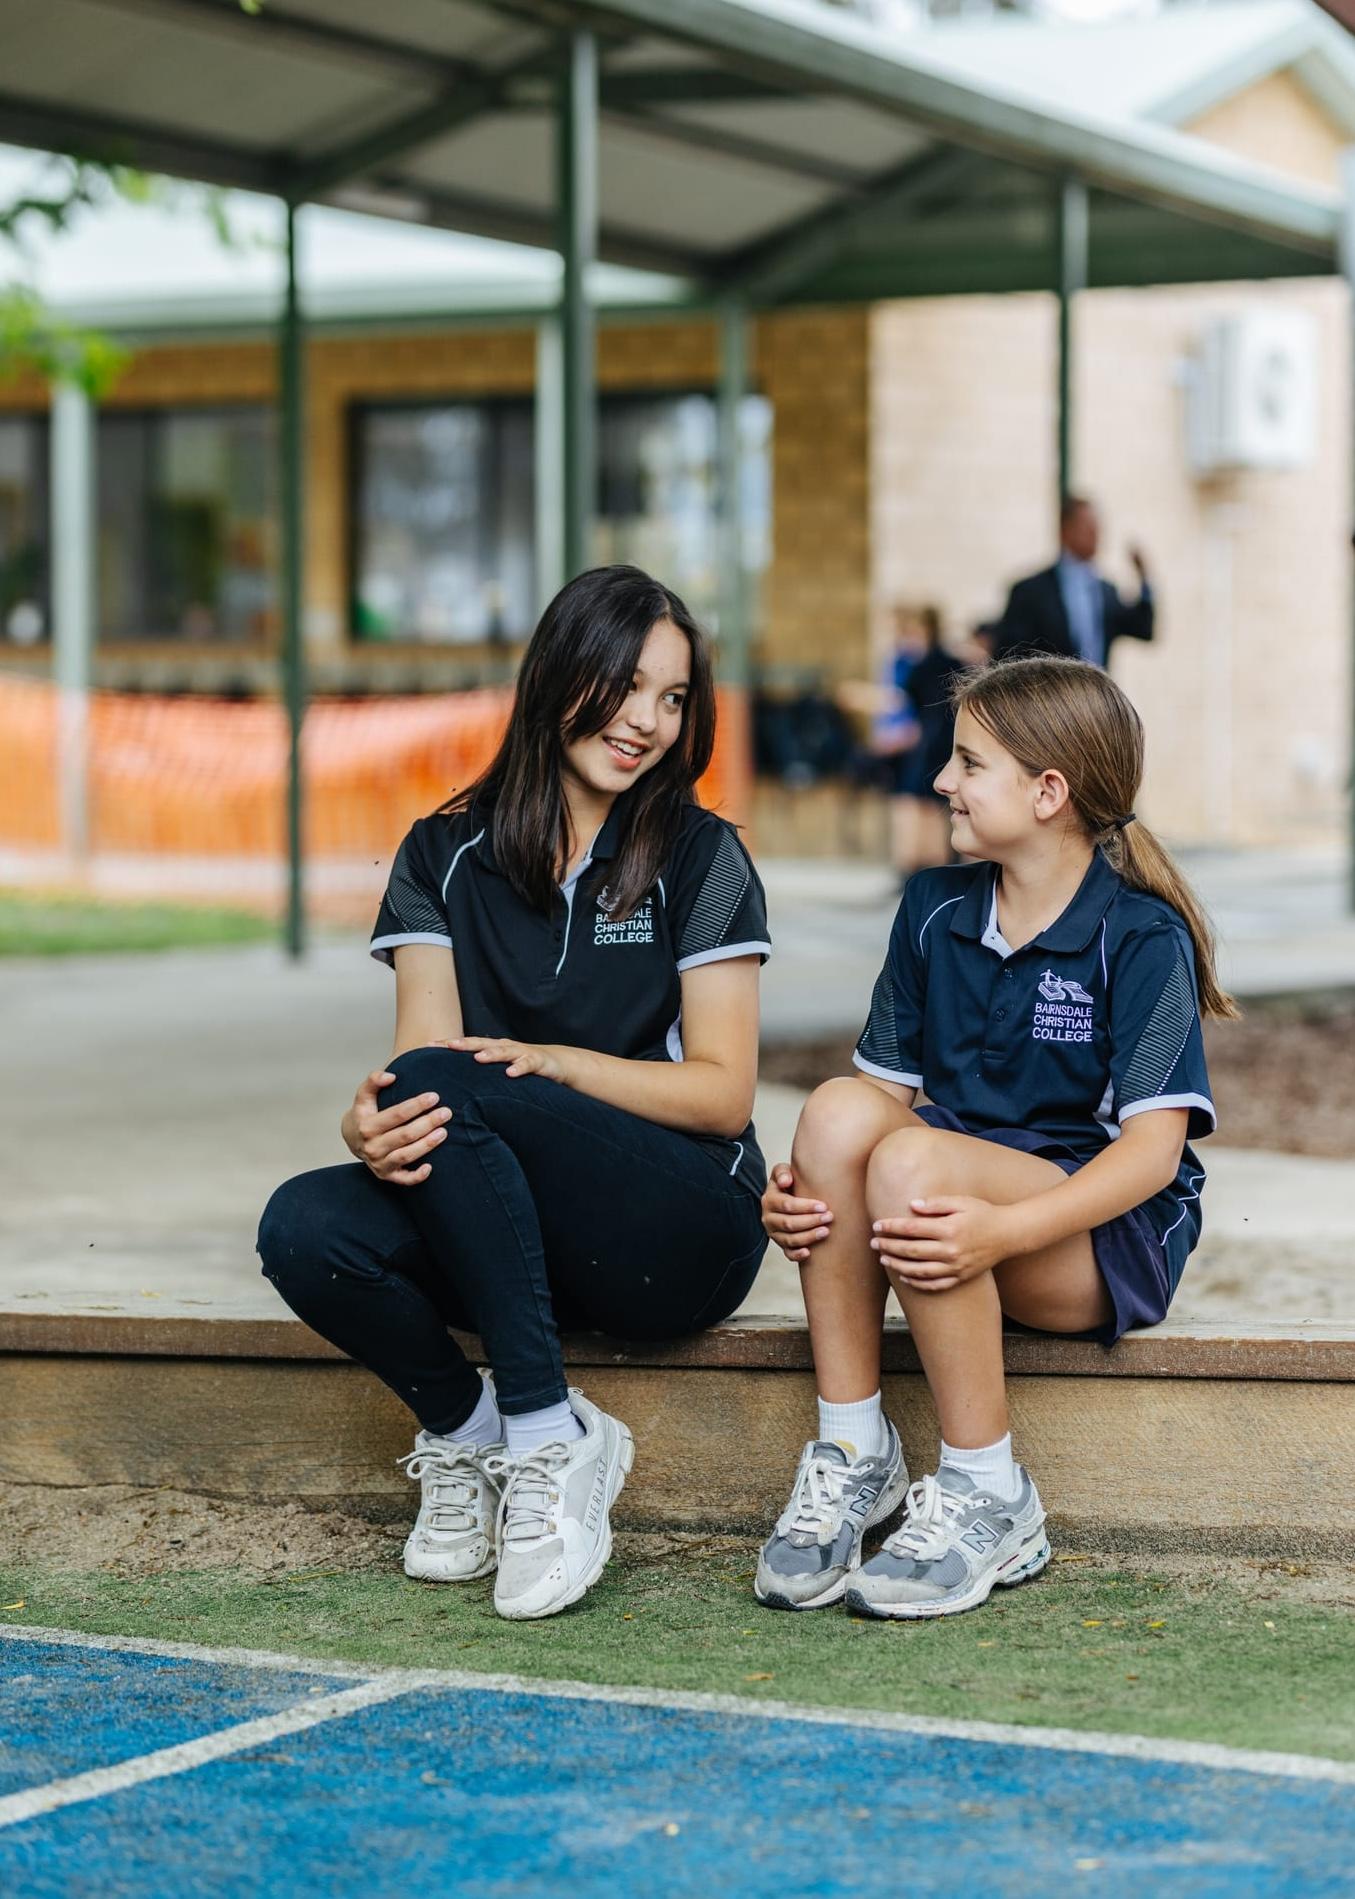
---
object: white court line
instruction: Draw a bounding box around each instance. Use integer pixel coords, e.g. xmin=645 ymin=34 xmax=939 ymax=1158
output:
xmin=0 ymin=1673 xmax=415 ymax=1832
xmin=5 ymin=1623 xmax=1354 ymax=1790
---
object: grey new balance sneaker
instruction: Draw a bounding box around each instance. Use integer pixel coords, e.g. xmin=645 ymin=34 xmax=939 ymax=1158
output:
xmin=755 ymin=1423 xmax=909 ymax=1611
xmin=486 ymin=1388 xmax=634 ymax=1621
xmin=845 ymin=1465 xmax=1050 ymax=1620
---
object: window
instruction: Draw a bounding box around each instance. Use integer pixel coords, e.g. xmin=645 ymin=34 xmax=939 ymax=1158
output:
xmin=352 ymin=401 xmax=534 ymax=645
xmin=351 ymin=390 xmax=772 ymax=645
xmin=0 ymin=414 xmax=49 ymax=647
xmin=595 ymin=392 xmax=772 ymax=631
xmin=97 ymin=407 xmax=277 ymax=642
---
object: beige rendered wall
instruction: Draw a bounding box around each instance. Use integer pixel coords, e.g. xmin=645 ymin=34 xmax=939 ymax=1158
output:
xmin=869 ymin=76 xmax=1353 ymax=848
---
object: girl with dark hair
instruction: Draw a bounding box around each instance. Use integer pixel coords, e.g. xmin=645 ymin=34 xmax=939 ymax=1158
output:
xmin=259 ymin=567 xmax=771 ymax=1621
xmin=756 ymin=658 xmax=1231 ymax=1619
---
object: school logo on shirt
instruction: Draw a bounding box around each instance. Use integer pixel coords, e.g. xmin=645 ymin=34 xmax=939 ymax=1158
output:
xmin=1032 ymin=968 xmax=1095 ymax=1044
xmin=594 ymin=895 xmax=654 ymax=946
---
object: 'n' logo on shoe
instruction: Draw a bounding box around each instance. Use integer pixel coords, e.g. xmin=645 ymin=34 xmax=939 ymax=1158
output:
xmin=960 ymin=1518 xmax=1002 ymax=1555
xmin=849 ymin=1481 xmax=881 ymax=1519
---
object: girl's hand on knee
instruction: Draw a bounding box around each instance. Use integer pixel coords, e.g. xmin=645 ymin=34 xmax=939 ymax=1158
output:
xmin=761 ymin=1163 xmax=833 ymax=1263
xmin=434 ymin=1036 xmax=568 ymax=1082
xmin=342 ymin=1069 xmax=452 ymax=1185
xmin=871 ymin=1196 xmax=1004 ymax=1292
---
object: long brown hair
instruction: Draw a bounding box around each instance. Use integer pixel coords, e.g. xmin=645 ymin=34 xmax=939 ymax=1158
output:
xmin=953 ymin=658 xmax=1238 ymax=1019
xmin=444 ymin=565 xmax=716 ymax=919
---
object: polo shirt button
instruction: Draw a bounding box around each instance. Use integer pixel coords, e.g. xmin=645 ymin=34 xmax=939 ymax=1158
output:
xmin=995 ymin=1008 xmax=1006 ymax=1020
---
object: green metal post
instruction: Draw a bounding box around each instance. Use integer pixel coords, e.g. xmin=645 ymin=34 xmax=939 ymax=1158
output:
xmin=717 ymin=298 xmax=750 ymax=687
xmin=280 ymin=200 xmax=306 ymax=958
xmin=1057 ymin=177 xmax=1089 ymax=506
xmin=51 ymin=381 xmax=95 ymax=866
xmin=558 ymin=29 xmax=598 ymax=580
xmin=1341 ymin=150 xmax=1355 ymax=912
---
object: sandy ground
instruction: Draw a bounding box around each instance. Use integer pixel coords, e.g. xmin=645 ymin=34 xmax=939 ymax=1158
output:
xmin=3 ymin=1482 xmax=1351 ymax=1610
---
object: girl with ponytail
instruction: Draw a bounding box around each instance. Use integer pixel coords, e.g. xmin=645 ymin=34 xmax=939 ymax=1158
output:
xmin=756 ymin=656 xmax=1229 ymax=1621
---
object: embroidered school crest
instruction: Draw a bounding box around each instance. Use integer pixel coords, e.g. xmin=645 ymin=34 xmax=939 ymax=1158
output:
xmin=1032 ymin=968 xmax=1094 ymax=1044
xmin=593 ymin=894 xmax=655 ymax=946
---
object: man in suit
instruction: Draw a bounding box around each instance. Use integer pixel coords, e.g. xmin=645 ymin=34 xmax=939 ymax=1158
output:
xmin=994 ymin=494 xmax=1154 ymax=667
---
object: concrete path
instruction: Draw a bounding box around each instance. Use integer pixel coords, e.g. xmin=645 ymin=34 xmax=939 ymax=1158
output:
xmin=3 ymin=933 xmax=1350 ymax=1328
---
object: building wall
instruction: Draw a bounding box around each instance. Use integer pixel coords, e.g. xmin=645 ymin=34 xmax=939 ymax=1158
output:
xmin=1187 ymin=70 xmax=1348 ymax=191
xmin=0 ymin=309 xmax=872 ymax=693
xmin=867 ymin=72 xmax=1353 ymax=847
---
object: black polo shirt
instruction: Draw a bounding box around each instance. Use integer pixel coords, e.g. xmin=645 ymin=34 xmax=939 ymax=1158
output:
xmin=371 ymin=798 xmax=772 ymax=1193
xmin=854 ymin=853 xmax=1215 ymax=1239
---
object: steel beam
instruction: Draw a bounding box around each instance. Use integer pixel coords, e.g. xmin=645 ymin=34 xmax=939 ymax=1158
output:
xmin=566 ymin=0 xmax=1339 ymax=258
xmin=280 ymin=202 xmax=306 ymax=960
xmin=558 ymin=31 xmax=599 ymax=582
xmin=0 ymin=90 xmax=284 ymax=194
xmin=1057 ymin=176 xmax=1089 ymax=504
xmin=713 ymin=146 xmax=978 ymax=304
xmin=291 ymin=47 xmax=563 ymax=202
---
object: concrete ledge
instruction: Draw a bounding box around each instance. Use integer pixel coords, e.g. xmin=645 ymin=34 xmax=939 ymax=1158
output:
xmin=3 ymin=1310 xmax=1353 ymax=1556
xmin=3 ymin=1310 xmax=1353 ymax=1381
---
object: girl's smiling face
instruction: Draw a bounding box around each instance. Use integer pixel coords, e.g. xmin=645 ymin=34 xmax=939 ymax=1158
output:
xmin=934 ymin=706 xmax=1071 ymax=858
xmin=561 ymin=617 xmax=691 ymax=801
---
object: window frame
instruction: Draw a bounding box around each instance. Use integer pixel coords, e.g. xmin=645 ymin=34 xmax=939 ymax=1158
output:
xmin=345 ymin=384 xmax=769 ymax=651
xmin=0 ymin=407 xmax=52 ymax=648
xmin=346 ymin=391 xmax=535 ymax=652
xmin=96 ymin=399 xmax=278 ymax=647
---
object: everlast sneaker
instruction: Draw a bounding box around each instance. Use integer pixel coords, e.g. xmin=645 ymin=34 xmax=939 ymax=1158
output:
xmin=486 ymin=1388 xmax=634 ymax=1621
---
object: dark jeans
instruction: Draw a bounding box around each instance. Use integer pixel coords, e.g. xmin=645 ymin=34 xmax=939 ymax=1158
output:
xmin=257 ymin=1046 xmax=766 ymax=1433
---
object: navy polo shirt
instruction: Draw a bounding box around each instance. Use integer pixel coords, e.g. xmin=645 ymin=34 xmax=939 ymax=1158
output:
xmin=854 ymin=853 xmax=1215 ymax=1247
xmin=371 ymin=798 xmax=772 ymax=1193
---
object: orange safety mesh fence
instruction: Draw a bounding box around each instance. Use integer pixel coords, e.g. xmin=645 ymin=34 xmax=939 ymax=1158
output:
xmin=0 ymin=676 xmax=751 ymax=915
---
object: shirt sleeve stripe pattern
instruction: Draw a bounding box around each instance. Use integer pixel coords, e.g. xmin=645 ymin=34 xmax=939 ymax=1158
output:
xmin=387 ymin=862 xmax=447 ymax=938
xmin=677 ymin=828 xmax=751 ymax=964
xmin=856 ymin=964 xmax=903 ymax=1075
xmin=1119 ymin=950 xmax=1196 ymax=1106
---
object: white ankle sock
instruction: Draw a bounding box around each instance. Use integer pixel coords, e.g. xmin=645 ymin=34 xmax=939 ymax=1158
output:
xmin=505 ymin=1399 xmax=585 ymax=1458
xmin=817 ymin=1392 xmax=886 ymax=1461
xmin=940 ymin=1433 xmax=1019 ymax=1500
xmin=429 ymin=1380 xmax=502 ymax=1450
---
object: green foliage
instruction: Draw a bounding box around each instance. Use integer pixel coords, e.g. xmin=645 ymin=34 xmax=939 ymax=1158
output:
xmin=1 ymin=154 xmax=251 ymax=394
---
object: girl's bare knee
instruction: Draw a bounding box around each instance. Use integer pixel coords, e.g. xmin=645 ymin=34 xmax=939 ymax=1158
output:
xmin=792 ymin=1076 xmax=899 ymax=1176
xmin=865 ymin=1125 xmax=951 ymax=1208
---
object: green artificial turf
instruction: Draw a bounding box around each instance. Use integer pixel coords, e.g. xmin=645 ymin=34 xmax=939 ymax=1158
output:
xmin=4 ymin=1550 xmax=1350 ymax=1763
xmin=0 ymin=892 xmax=275 ymax=955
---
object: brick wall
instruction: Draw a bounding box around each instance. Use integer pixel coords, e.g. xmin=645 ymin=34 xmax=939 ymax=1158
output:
xmin=0 ymin=309 xmax=871 ymax=688
xmin=866 ymin=74 xmax=1353 ymax=847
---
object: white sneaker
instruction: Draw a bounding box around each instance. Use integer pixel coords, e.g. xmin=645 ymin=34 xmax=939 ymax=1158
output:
xmin=397 ymin=1384 xmax=504 ymax=1583
xmin=484 ymin=1388 xmax=634 ymax=1621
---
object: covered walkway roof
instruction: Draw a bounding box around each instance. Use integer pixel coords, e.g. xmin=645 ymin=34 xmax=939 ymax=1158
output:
xmin=0 ymin=0 xmax=1344 ymax=304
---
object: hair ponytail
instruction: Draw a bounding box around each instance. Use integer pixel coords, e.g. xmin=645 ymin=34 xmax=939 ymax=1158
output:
xmin=954 ymin=659 xmax=1239 ymax=1020
xmin=1106 ymin=819 xmax=1237 ymax=1019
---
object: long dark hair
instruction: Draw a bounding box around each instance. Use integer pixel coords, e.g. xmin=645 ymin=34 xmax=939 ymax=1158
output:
xmin=444 ymin=565 xmax=716 ymax=918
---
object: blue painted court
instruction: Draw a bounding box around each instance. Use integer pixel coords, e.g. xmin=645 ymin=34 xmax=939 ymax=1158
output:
xmin=2 ymin=1628 xmax=1352 ymax=1897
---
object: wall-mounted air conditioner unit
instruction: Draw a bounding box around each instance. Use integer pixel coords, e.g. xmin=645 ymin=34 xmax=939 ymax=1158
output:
xmin=1187 ymin=310 xmax=1317 ymax=475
